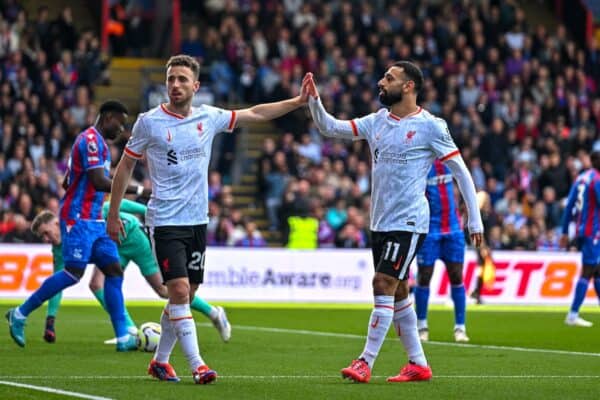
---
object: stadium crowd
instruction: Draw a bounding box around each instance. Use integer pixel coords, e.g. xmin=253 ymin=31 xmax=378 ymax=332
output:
xmin=2 ymin=0 xmax=600 ymax=252
xmin=190 ymin=0 xmax=599 ymax=250
xmin=0 ymin=4 xmax=112 ymax=243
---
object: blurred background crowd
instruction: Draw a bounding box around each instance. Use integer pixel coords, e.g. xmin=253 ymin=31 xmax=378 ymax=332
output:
xmin=1 ymin=0 xmax=599 ymax=252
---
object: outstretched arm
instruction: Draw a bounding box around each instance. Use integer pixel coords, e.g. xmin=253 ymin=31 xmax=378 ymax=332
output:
xmin=305 ymin=73 xmax=362 ymax=140
xmin=444 ymin=155 xmax=484 ymax=247
xmin=235 ymin=94 xmax=306 ymax=125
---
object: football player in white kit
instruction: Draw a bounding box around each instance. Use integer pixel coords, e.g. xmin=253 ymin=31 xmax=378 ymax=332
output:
xmin=304 ymin=62 xmax=483 ymax=383
xmin=107 ymin=54 xmax=308 ymax=384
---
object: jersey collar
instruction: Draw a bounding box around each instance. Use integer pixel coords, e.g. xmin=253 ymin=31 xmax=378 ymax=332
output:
xmin=388 ymin=107 xmax=422 ymax=122
xmin=160 ymin=103 xmax=186 ymax=119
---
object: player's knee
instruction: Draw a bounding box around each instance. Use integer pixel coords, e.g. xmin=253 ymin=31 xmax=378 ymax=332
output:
xmin=64 ymin=266 xmax=84 ymax=281
xmin=417 ymin=268 xmax=433 ymax=286
xmin=101 ymin=263 xmax=124 ymax=278
xmin=168 ymin=281 xmax=190 ymax=303
xmin=89 ymin=279 xmax=102 ymax=292
xmin=581 ymin=266 xmax=595 ymax=280
xmin=372 ymin=274 xmax=396 ymax=295
xmin=448 ymin=271 xmax=464 ymax=285
xmin=447 ymin=263 xmax=464 ymax=285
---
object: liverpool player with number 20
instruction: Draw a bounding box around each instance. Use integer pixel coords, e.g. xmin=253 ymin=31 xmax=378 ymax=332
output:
xmin=107 ymin=55 xmax=308 ymax=384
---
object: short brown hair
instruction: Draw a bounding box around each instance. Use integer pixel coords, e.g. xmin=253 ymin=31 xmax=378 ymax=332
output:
xmin=31 ymin=210 xmax=57 ymax=236
xmin=166 ymin=54 xmax=200 ymax=80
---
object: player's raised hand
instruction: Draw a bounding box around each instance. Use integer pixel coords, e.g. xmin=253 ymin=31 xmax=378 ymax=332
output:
xmin=106 ymin=214 xmax=126 ymax=245
xmin=302 ymin=72 xmax=319 ymax=99
xmin=299 ymin=75 xmax=310 ymax=104
xmin=470 ymin=232 xmax=483 ymax=248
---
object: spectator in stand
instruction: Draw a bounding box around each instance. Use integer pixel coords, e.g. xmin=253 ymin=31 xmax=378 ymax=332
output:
xmin=181 ymin=25 xmax=205 ymax=62
xmin=234 ymin=217 xmax=267 ymax=247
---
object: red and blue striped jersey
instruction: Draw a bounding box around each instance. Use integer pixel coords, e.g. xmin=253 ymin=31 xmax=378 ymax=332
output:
xmin=561 ymin=168 xmax=600 ymax=240
xmin=60 ymin=127 xmax=110 ymax=223
xmin=426 ymin=160 xmax=463 ymax=235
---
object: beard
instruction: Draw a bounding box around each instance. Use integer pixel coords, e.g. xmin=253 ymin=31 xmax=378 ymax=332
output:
xmin=379 ymin=89 xmax=403 ymax=106
xmin=170 ymin=91 xmax=193 ymax=107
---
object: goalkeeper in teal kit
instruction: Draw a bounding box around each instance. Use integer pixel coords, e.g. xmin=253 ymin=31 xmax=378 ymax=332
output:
xmin=30 ymin=199 xmax=231 ymax=344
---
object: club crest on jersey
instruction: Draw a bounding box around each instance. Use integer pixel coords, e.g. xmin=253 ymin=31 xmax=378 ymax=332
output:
xmin=166 ymin=129 xmax=172 ymax=142
xmin=404 ymin=130 xmax=416 ymax=143
xmin=197 ymin=122 xmax=203 ymax=136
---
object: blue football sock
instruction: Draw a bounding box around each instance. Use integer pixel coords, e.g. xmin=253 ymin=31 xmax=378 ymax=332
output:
xmin=451 ymin=284 xmax=466 ymax=326
xmin=103 ymin=276 xmax=128 ymax=338
xmin=570 ymin=278 xmax=589 ymax=313
xmin=594 ymin=278 xmax=600 ymax=304
xmin=414 ymin=286 xmax=430 ymax=321
xmin=19 ymin=270 xmax=78 ymax=317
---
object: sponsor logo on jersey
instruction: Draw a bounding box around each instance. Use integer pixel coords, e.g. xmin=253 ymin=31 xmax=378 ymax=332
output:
xmin=167 ymin=149 xmax=178 ymax=165
xmin=87 ymin=140 xmax=98 ymax=154
xmin=179 ymin=147 xmax=207 ymax=161
xmin=374 ymin=149 xmax=408 ymax=165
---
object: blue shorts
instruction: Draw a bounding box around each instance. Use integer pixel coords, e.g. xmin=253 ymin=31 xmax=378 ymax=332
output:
xmin=61 ymin=220 xmax=120 ymax=269
xmin=578 ymin=237 xmax=600 ymax=266
xmin=416 ymin=231 xmax=465 ymax=267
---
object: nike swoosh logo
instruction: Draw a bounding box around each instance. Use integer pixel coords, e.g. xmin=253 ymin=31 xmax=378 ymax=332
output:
xmin=393 ymin=256 xmax=404 ymax=270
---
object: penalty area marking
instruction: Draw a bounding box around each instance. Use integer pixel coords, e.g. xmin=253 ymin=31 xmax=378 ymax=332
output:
xmin=0 ymin=380 xmax=113 ymax=400
xmin=195 ymin=323 xmax=600 ymax=358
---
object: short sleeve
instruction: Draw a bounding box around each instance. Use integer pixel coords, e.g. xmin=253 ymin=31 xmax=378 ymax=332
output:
xmin=81 ymin=133 xmax=105 ymax=170
xmin=209 ymin=106 xmax=237 ymax=133
xmin=430 ymin=118 xmax=460 ymax=161
xmin=351 ymin=113 xmax=376 ymax=140
xmin=124 ymin=116 xmax=149 ymax=159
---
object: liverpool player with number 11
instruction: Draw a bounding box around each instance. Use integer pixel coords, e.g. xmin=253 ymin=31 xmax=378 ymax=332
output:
xmin=304 ymin=62 xmax=483 ymax=383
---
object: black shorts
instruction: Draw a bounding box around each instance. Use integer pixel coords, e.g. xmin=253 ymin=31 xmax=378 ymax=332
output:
xmin=149 ymin=225 xmax=207 ymax=284
xmin=371 ymin=230 xmax=426 ymax=280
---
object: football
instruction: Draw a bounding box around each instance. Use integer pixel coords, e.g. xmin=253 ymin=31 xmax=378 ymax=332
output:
xmin=137 ymin=322 xmax=161 ymax=352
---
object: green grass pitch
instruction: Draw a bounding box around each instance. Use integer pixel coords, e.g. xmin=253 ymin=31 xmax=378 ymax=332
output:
xmin=1 ymin=301 xmax=599 ymax=400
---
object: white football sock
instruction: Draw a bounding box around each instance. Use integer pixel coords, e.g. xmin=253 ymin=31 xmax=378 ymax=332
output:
xmin=154 ymin=306 xmax=178 ymax=364
xmin=393 ymin=299 xmax=428 ymax=367
xmin=417 ymin=319 xmax=428 ymax=330
xmin=169 ymin=303 xmax=205 ymax=371
xmin=359 ymin=295 xmax=394 ymax=368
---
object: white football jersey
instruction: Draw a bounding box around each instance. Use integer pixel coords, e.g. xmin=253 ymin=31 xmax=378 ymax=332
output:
xmin=124 ymin=104 xmax=236 ymax=227
xmin=352 ymin=107 xmax=460 ymax=233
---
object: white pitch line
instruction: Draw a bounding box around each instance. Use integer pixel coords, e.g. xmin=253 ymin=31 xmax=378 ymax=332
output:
xmin=0 ymin=375 xmax=599 ymax=380
xmin=0 ymin=380 xmax=113 ymax=400
xmin=196 ymin=323 xmax=600 ymax=358
xmin=424 ymin=340 xmax=600 ymax=358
